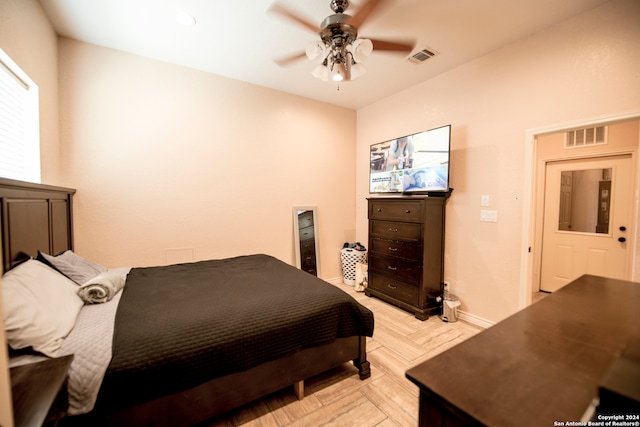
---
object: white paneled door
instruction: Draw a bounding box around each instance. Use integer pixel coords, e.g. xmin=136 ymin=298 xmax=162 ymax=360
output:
xmin=540 ymin=155 xmax=633 ymax=292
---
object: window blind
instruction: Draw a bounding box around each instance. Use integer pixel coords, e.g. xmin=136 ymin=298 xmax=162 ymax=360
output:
xmin=0 ymin=49 xmax=40 ymax=183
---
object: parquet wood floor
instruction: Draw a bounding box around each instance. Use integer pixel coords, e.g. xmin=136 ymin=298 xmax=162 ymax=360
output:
xmin=203 ymin=281 xmax=484 ymax=427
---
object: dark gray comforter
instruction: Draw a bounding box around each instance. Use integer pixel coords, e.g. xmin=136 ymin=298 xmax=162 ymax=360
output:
xmin=95 ymin=254 xmax=374 ymax=412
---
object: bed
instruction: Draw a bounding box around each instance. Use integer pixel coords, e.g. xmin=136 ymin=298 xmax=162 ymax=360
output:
xmin=0 ymin=178 xmax=374 ymax=426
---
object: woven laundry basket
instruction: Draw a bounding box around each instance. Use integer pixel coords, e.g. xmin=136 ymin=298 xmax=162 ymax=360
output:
xmin=340 ymin=248 xmax=367 ymax=285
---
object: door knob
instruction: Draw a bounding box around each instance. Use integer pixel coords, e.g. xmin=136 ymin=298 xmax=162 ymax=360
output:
xmin=619 ymin=226 xmax=627 ymax=231
xmin=618 ymin=237 xmax=627 ymax=243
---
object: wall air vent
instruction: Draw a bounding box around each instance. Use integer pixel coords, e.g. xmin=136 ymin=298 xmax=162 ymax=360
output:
xmin=564 ymin=126 xmax=608 ymax=148
xmin=408 ymin=47 xmax=438 ymax=64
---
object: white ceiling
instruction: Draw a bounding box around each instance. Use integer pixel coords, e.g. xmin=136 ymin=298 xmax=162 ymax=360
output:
xmin=39 ymin=0 xmax=609 ymax=110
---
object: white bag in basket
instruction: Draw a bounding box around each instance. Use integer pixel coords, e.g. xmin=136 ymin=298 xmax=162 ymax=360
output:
xmin=354 ymin=262 xmax=368 ymax=292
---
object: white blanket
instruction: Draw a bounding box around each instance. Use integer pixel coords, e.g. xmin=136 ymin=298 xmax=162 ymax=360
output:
xmin=57 ymin=290 xmax=123 ymax=414
xmin=10 ymin=268 xmax=130 ymax=415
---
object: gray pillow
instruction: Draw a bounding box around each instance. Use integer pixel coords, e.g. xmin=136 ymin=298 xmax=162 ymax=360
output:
xmin=39 ymin=250 xmax=107 ymax=285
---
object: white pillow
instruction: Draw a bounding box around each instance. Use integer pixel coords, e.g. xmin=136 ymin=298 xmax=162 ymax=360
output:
xmin=2 ymin=259 xmax=84 ymax=356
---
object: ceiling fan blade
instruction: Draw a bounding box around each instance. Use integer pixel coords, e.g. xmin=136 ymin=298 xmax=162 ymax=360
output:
xmin=269 ymin=3 xmax=319 ymax=33
xmin=370 ymin=38 xmax=415 ymax=53
xmin=274 ymin=51 xmax=307 ymax=67
xmin=347 ymin=0 xmax=390 ymax=29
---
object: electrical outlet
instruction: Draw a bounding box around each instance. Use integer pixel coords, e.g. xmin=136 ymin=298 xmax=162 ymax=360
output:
xmin=480 ymin=195 xmax=490 ymax=207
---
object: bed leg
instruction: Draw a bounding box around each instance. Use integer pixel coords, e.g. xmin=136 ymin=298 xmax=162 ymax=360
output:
xmin=354 ymin=359 xmax=371 ymax=380
xmin=354 ymin=336 xmax=371 ymax=380
xmin=294 ymin=380 xmax=304 ymax=400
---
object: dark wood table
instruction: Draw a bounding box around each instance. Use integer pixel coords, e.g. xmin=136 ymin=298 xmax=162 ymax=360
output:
xmin=406 ymin=275 xmax=640 ymax=426
xmin=10 ymin=355 xmax=73 ymax=427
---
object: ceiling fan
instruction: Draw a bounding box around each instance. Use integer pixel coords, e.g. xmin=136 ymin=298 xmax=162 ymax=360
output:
xmin=270 ymin=0 xmax=414 ymax=82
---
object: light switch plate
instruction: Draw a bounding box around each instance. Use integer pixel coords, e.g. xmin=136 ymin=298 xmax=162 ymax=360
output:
xmin=481 ymin=195 xmax=490 ymax=207
xmin=480 ymin=210 xmax=498 ymax=222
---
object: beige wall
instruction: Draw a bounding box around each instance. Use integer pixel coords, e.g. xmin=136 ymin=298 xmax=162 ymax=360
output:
xmin=57 ymin=38 xmax=357 ymax=275
xmin=356 ymin=0 xmax=640 ymax=324
xmin=0 ymin=1 xmax=61 ymax=424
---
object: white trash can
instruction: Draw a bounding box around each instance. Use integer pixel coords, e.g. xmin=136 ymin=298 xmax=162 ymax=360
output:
xmin=340 ymin=248 xmax=367 ymax=286
xmin=440 ymin=294 xmax=461 ymax=323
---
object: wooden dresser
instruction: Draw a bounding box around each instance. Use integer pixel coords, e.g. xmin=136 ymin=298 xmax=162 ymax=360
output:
xmin=406 ymin=275 xmax=640 ymax=426
xmin=366 ymin=196 xmax=446 ymax=320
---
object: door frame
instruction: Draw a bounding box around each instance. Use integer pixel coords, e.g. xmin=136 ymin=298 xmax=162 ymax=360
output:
xmin=519 ymin=109 xmax=640 ymax=309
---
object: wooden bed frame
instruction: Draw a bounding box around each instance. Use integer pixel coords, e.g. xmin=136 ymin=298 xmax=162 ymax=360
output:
xmin=0 ymin=178 xmax=371 ymax=426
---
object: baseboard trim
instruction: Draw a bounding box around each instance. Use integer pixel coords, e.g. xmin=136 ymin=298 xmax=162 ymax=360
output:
xmin=325 ymin=276 xmax=346 ymax=286
xmin=457 ymin=310 xmax=494 ymax=329
xmin=331 ymin=276 xmax=495 ymax=329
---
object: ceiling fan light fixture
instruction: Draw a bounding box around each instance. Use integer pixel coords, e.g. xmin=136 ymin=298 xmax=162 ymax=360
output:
xmin=309 ymin=37 xmax=370 ymax=82
xmin=331 ymin=60 xmax=350 ymax=82
xmin=350 ymin=38 xmax=373 ymax=63
xmin=312 ymin=63 xmax=330 ymax=81
xmin=305 ymin=41 xmax=328 ymax=63
xmin=272 ymin=0 xmax=413 ymax=84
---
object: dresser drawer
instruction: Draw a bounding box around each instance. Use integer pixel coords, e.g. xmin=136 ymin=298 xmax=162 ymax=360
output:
xmin=369 ymin=274 xmax=418 ymax=305
xmin=369 ymin=254 xmax=421 ymax=283
xmin=298 ymin=225 xmax=314 ymax=241
xmin=300 ymin=239 xmax=315 ymax=256
xmin=369 ymin=199 xmax=424 ymax=222
xmin=297 ymin=210 xmax=314 ymax=228
xmin=370 ymin=220 xmax=422 ymax=242
xmin=300 ymin=249 xmax=316 ymax=268
xmin=370 ymin=238 xmax=422 ymax=262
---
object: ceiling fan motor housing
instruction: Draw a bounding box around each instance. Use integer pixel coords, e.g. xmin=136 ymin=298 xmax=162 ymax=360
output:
xmin=320 ymin=13 xmax=358 ymax=48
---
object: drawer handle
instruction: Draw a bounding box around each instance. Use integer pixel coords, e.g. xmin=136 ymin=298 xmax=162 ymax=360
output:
xmin=388 ymin=247 xmax=398 ymax=252
xmin=405 ymin=210 xmax=411 ymax=213
xmin=377 ymin=208 xmax=382 ymax=212
xmin=388 ymin=228 xmax=398 ymax=232
xmin=387 ymin=266 xmax=397 ymax=271
xmin=387 ymin=284 xmax=397 ymax=290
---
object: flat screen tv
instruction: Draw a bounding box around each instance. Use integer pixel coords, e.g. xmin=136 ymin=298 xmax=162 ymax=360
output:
xmin=369 ymin=124 xmax=451 ymax=195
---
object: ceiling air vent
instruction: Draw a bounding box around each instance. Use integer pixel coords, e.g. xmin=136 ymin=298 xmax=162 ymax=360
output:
xmin=408 ymin=47 xmax=438 ymax=64
xmin=564 ymin=126 xmax=608 ymax=148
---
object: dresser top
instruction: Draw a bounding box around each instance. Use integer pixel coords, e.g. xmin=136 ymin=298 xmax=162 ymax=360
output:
xmin=367 ymin=193 xmax=451 ymax=200
xmin=405 ymin=275 xmax=640 ymax=426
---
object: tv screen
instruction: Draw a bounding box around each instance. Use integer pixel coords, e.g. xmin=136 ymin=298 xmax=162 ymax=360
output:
xmin=369 ymin=125 xmax=451 ymax=194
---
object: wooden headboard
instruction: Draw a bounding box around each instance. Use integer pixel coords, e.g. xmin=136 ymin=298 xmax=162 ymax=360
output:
xmin=0 ymin=178 xmax=76 ymax=273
